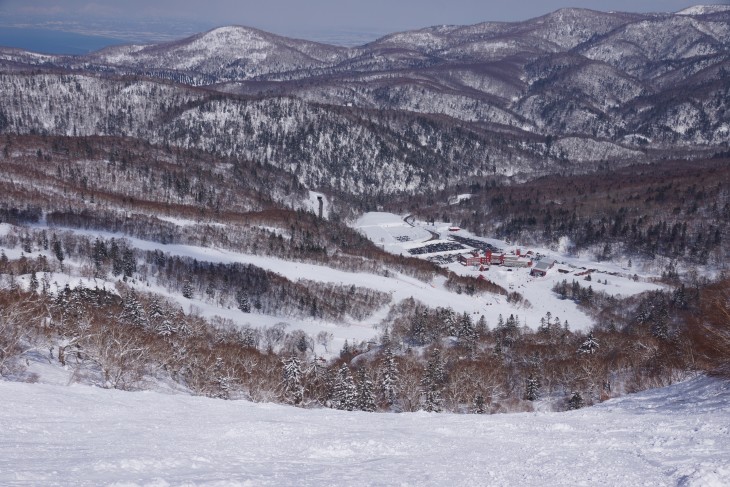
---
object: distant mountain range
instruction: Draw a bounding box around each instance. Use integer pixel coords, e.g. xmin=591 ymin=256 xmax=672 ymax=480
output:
xmin=0 ymin=5 xmax=728 ymax=195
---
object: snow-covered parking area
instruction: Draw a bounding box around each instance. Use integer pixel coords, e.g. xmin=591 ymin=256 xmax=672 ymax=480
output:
xmin=1 ymin=377 xmax=728 ymax=486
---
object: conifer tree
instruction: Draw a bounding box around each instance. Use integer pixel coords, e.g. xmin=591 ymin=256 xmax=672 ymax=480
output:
xmin=148 ymin=296 xmax=174 ymax=335
xmin=443 ymin=309 xmax=457 ymax=336
xmin=578 ymin=332 xmax=599 ymax=355
xmin=282 ymin=356 xmax=304 ymax=405
xmin=381 ymin=327 xmax=391 ymax=348
xmin=410 ymin=308 xmax=428 ymax=345
xmin=340 ymin=340 xmax=350 ymax=358
xmin=473 ymin=393 xmax=487 ymax=414
xmin=122 ymin=248 xmax=136 ymax=279
xmin=422 ymin=348 xmax=445 ymax=412
xmin=182 ymin=280 xmax=194 ymax=299
xmin=148 ymin=296 xmax=164 ymax=324
xmin=51 ymin=235 xmax=64 ymax=267
xmin=332 ymin=364 xmax=357 ymax=411
xmin=21 ymin=233 xmax=32 ymax=253
xmin=568 ymin=391 xmax=584 ymax=410
xmin=525 ymin=374 xmax=540 ymax=401
xmin=356 ymin=367 xmax=376 ymax=412
xmin=476 ymin=315 xmax=488 ymax=335
xmin=235 ymin=290 xmax=251 ymax=312
xmin=120 ymin=290 xmax=148 ymax=329
xmin=92 ymin=238 xmax=107 ymax=276
xmin=380 ymin=346 xmax=399 ymax=408
xmin=458 ymin=312 xmax=477 ymax=353
xmin=29 ymin=271 xmax=39 ymax=293
xmin=109 ymin=239 xmax=121 ymax=275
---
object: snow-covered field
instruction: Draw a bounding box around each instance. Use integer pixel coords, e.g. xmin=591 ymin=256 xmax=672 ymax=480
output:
xmin=354 ymin=212 xmax=664 ymax=331
xmin=1 ymin=376 xmax=728 ymax=486
xmin=2 ymin=213 xmax=666 ymax=356
xmin=2 ymin=221 xmax=509 ymax=355
xmin=353 ymin=212 xmax=433 ymax=252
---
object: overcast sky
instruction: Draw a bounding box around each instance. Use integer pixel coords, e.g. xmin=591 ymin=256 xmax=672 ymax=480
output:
xmin=1 ymin=1 xmax=728 ymax=38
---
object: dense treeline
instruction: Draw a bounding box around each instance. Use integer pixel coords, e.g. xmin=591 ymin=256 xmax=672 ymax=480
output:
xmin=0 ymin=73 xmax=653 ymax=196
xmin=0 ymin=286 xmax=281 ymax=398
xmin=0 ymin=134 xmax=307 ymax=216
xmin=402 ymin=158 xmax=730 ymax=265
xmin=2 ymin=275 xmax=727 ymax=412
xmin=0 ymin=135 xmax=506 ymax=288
xmin=0 ymin=229 xmax=390 ymax=323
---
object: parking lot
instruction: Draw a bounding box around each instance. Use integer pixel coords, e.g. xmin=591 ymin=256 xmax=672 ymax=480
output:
xmin=427 ymin=254 xmax=461 ymax=265
xmin=407 ymin=241 xmax=465 ymax=255
xmin=449 ymin=235 xmax=501 ymax=253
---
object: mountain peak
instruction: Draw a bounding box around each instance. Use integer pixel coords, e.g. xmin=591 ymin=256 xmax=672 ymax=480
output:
xmin=195 ymin=25 xmax=270 ymax=44
xmin=677 ymin=5 xmax=730 ymax=16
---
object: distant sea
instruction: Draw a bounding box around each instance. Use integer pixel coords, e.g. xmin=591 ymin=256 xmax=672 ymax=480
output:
xmin=0 ymin=25 xmax=387 ymax=54
xmin=0 ymin=27 xmax=128 ymax=55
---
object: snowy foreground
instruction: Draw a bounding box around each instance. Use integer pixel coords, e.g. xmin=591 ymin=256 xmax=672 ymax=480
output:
xmin=2 ymin=378 xmax=729 ymax=486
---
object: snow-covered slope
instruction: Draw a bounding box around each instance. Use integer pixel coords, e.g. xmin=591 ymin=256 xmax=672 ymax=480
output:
xmin=354 ymin=212 xmax=664 ymax=332
xmin=2 ymin=6 xmax=728 ymax=189
xmin=88 ymin=25 xmax=348 ymax=80
xmin=678 ymin=5 xmax=730 ymax=16
xmin=1 ymin=376 xmax=728 ymax=486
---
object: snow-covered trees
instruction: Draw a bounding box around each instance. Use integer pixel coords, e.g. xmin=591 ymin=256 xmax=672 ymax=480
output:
xmin=379 ymin=346 xmax=399 ymax=408
xmin=51 ymin=234 xmax=64 ymax=267
xmin=568 ymin=391 xmax=584 ymax=410
xmin=356 ymin=368 xmax=376 ymax=412
xmin=81 ymin=318 xmax=151 ymax=390
xmin=28 ymin=271 xmax=38 ymax=293
xmin=182 ymin=281 xmax=194 ymax=299
xmin=0 ymin=291 xmax=40 ymax=377
xmin=524 ymin=375 xmax=541 ymax=401
xmin=473 ymin=394 xmax=487 ymax=414
xmin=236 ymin=290 xmax=251 ymax=313
xmin=458 ymin=312 xmax=477 ymax=354
xmin=120 ymin=290 xmax=149 ymax=330
xmin=422 ymin=348 xmax=446 ymax=412
xmin=0 ymin=268 xmax=721 ymax=412
xmin=332 ymin=364 xmax=357 ymax=411
xmin=578 ymin=332 xmax=600 ymax=355
xmin=410 ymin=308 xmax=429 ymax=345
xmin=282 ymin=356 xmax=304 ymax=405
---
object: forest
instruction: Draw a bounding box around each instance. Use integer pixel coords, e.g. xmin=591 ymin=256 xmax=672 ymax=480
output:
xmin=0 ymin=117 xmax=728 ymax=415
xmin=1 ymin=274 xmax=728 ymax=412
xmin=1 ymin=132 xmax=729 ymax=413
xmin=397 ymin=157 xmax=730 ymax=267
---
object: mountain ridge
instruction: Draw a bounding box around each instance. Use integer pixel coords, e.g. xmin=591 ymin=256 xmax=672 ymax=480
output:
xmin=0 ymin=5 xmax=728 ymax=196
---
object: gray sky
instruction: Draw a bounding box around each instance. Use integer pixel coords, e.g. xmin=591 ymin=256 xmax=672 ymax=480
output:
xmin=1 ymin=1 xmax=728 ymax=40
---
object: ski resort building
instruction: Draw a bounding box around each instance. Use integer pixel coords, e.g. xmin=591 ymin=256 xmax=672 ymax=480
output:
xmin=530 ymin=260 xmax=554 ymax=277
xmin=502 ymin=255 xmax=530 ymax=268
xmin=459 ymin=249 xmax=534 ymax=268
xmin=458 ymin=251 xmax=490 ymax=266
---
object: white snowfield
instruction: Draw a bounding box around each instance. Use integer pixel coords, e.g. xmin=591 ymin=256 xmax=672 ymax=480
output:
xmin=354 ymin=212 xmax=664 ymax=330
xmin=1 ymin=376 xmax=728 ymax=486
xmin=6 ymin=213 xmax=665 ymax=356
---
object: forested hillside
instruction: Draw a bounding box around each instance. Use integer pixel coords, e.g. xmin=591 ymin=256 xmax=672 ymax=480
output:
xmin=1 ymin=6 xmax=728 ymax=416
xmin=1 ymin=7 xmax=728 ymax=195
xmin=399 ymin=157 xmax=730 ymax=266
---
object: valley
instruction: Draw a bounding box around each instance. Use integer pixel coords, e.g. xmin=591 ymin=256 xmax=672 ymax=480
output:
xmin=0 ymin=4 xmax=729 ymax=484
